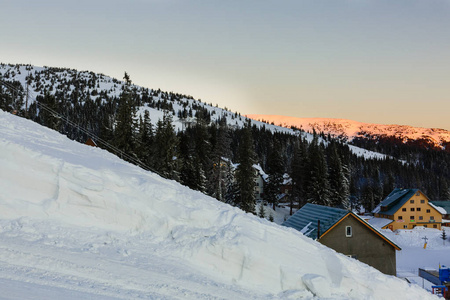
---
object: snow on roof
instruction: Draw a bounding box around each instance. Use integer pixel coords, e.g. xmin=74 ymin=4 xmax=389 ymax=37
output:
xmin=429 ymin=202 xmax=447 ymax=215
xmin=366 ymin=217 xmax=394 ymax=230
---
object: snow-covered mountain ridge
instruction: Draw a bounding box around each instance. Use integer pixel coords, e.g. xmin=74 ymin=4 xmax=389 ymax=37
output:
xmin=247 ymin=115 xmax=450 ymax=149
xmin=0 ymin=63 xmax=388 ymax=161
xmin=0 ymin=109 xmax=437 ymax=299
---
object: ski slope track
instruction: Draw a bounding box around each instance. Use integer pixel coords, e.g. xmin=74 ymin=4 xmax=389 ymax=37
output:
xmin=0 ymin=110 xmax=436 ymax=299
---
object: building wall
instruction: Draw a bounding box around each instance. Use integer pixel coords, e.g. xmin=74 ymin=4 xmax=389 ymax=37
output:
xmin=319 ymin=215 xmax=397 ymax=276
xmin=391 ymin=192 xmax=442 ymax=230
xmin=254 ymin=175 xmax=264 ymax=201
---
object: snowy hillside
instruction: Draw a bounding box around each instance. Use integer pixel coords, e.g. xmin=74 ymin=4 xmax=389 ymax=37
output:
xmin=247 ymin=115 xmax=450 ymax=149
xmin=0 ymin=63 xmax=389 ymax=160
xmin=0 ymin=109 xmax=437 ymax=299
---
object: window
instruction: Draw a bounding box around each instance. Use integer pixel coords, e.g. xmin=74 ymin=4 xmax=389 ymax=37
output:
xmin=402 ymin=208 xmax=407 ymax=212
xmin=420 ymin=200 xmax=425 ymax=204
xmin=424 ymin=225 xmax=428 ymax=228
xmin=419 ymin=216 xmax=423 ymax=220
xmin=433 ymin=225 xmax=437 ymax=228
xmin=430 ymin=216 xmax=435 ymax=220
xmin=403 ymin=225 xmax=408 ymax=229
xmin=417 ymin=207 xmax=421 ymax=212
xmin=410 ymin=216 xmax=415 ymax=221
xmin=416 ymin=192 xmax=420 ymax=196
xmin=410 ymin=200 xmax=414 ymax=204
xmin=411 ymin=208 xmax=415 ymax=212
xmin=346 ymin=226 xmax=352 ymax=237
xmin=427 ymin=209 xmax=431 ymax=213
xmin=398 ymin=216 xmax=403 ymax=220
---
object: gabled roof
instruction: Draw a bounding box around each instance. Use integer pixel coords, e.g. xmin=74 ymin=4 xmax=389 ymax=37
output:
xmin=282 ymin=203 xmax=401 ymax=251
xmin=430 ymin=201 xmax=450 ymax=215
xmin=282 ymin=203 xmax=348 ymax=239
xmin=374 ymin=188 xmax=420 ymax=216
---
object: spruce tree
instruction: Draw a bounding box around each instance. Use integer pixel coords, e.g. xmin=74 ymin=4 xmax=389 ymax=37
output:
xmin=154 ymin=112 xmax=179 ymax=180
xmin=327 ymin=141 xmax=350 ymax=208
xmin=209 ymin=119 xmax=232 ymax=201
xmin=264 ymin=140 xmax=284 ymax=211
xmin=235 ymin=121 xmax=257 ymax=213
xmin=114 ymin=72 xmax=135 ymax=156
xmin=291 ymin=137 xmax=308 ymax=210
xmin=441 ymin=229 xmax=447 ymax=245
xmin=258 ymin=202 xmax=266 ymax=218
xmin=305 ymin=137 xmax=330 ymax=206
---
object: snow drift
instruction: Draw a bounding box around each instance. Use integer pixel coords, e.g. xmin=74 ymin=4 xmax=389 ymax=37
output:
xmin=0 ymin=109 xmax=437 ymax=299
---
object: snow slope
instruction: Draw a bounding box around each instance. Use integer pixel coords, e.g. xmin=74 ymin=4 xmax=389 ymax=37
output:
xmin=0 ymin=110 xmax=437 ymax=299
xmin=0 ymin=63 xmax=388 ymax=160
xmin=247 ymin=115 xmax=450 ymax=149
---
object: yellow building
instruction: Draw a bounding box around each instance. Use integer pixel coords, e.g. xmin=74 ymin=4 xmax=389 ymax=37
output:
xmin=374 ymin=189 xmax=442 ymax=230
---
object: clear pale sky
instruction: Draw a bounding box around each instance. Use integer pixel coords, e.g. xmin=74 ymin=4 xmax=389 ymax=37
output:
xmin=2 ymin=0 xmax=450 ymax=130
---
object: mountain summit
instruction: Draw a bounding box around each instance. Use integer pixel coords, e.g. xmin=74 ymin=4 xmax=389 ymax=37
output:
xmin=246 ymin=115 xmax=450 ymax=149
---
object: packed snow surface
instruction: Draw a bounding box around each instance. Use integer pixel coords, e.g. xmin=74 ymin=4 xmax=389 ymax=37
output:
xmin=0 ymin=110 xmax=437 ymax=299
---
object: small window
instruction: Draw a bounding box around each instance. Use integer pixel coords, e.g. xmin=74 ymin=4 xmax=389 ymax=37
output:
xmin=416 ymin=192 xmax=420 ymax=196
xmin=427 ymin=209 xmax=431 ymax=213
xmin=410 ymin=216 xmax=414 ymax=221
xmin=419 ymin=216 xmax=423 ymax=220
xmin=420 ymin=200 xmax=425 ymax=204
xmin=424 ymin=225 xmax=428 ymax=228
xmin=402 ymin=208 xmax=407 ymax=212
xmin=433 ymin=225 xmax=437 ymax=228
xmin=417 ymin=207 xmax=421 ymax=212
xmin=346 ymin=226 xmax=352 ymax=237
xmin=410 ymin=200 xmax=414 ymax=204
xmin=411 ymin=208 xmax=415 ymax=212
xmin=430 ymin=216 xmax=435 ymax=220
xmin=398 ymin=216 xmax=403 ymax=220
xmin=403 ymin=225 xmax=408 ymax=229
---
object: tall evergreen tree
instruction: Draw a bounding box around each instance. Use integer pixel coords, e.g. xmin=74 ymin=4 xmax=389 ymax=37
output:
xmin=114 ymin=72 xmax=135 ymax=156
xmin=209 ymin=119 xmax=232 ymax=201
xmin=154 ymin=112 xmax=179 ymax=180
xmin=291 ymin=137 xmax=308 ymax=210
xmin=235 ymin=121 xmax=257 ymax=213
xmin=327 ymin=141 xmax=350 ymax=208
xmin=305 ymin=137 xmax=330 ymax=206
xmin=264 ymin=140 xmax=284 ymax=210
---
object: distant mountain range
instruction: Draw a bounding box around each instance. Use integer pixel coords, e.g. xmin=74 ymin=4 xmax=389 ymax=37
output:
xmin=246 ymin=115 xmax=450 ymax=150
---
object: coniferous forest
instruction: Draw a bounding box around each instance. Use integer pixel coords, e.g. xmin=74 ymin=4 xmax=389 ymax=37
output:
xmin=1 ymin=64 xmax=450 ymax=215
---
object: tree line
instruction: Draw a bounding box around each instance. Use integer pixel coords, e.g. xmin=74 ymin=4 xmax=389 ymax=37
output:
xmin=1 ymin=66 xmax=449 ymax=216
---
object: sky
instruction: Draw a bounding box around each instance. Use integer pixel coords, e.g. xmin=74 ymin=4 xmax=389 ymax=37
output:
xmin=2 ymin=0 xmax=450 ymax=130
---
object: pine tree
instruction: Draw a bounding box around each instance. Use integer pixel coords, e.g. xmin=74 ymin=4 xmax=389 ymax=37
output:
xmin=209 ymin=119 xmax=232 ymax=201
xmin=154 ymin=112 xmax=179 ymax=180
xmin=114 ymin=73 xmax=135 ymax=156
xmin=235 ymin=121 xmax=257 ymax=213
xmin=264 ymin=140 xmax=284 ymax=211
xmin=327 ymin=141 xmax=350 ymax=208
xmin=39 ymin=90 xmax=60 ymax=131
xmin=291 ymin=137 xmax=308 ymax=210
xmin=441 ymin=229 xmax=447 ymax=245
xmin=305 ymin=137 xmax=330 ymax=206
xmin=258 ymin=202 xmax=266 ymax=218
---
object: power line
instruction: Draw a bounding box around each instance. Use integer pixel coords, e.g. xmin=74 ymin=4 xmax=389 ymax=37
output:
xmin=0 ymin=79 xmax=163 ymax=177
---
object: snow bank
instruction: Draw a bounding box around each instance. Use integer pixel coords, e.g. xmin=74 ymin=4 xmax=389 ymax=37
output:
xmin=0 ymin=110 xmax=437 ymax=299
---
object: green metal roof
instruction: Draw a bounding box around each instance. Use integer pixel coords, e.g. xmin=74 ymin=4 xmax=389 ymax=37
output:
xmin=377 ymin=188 xmax=419 ymax=216
xmin=430 ymin=201 xmax=450 ymax=214
xmin=282 ymin=203 xmax=348 ymax=239
xmin=283 ymin=203 xmax=402 ymax=250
